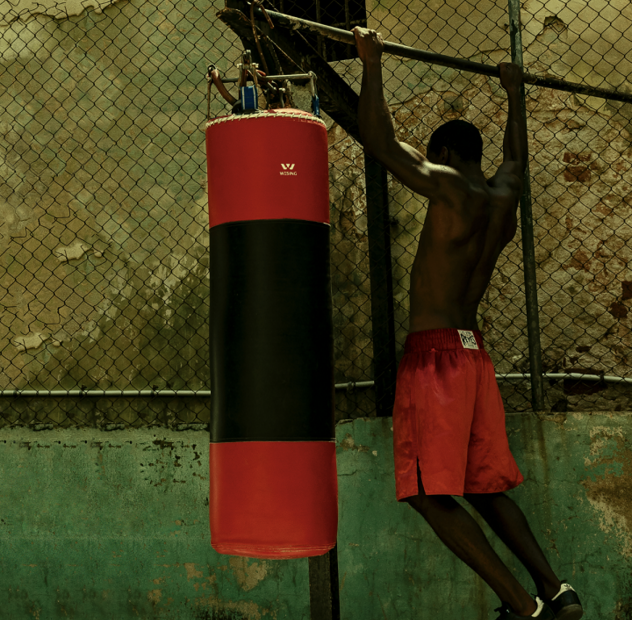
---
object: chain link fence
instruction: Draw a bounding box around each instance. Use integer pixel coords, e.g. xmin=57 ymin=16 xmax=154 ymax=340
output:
xmin=519 ymin=0 xmax=632 ymax=412
xmin=1 ymin=0 xmax=631 ymax=429
xmin=0 ymin=0 xmax=226 ymax=428
xmin=325 ymin=0 xmax=632 ymax=415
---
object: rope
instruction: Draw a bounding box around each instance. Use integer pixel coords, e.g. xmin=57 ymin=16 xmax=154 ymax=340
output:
xmin=206 ymin=110 xmax=327 ymax=129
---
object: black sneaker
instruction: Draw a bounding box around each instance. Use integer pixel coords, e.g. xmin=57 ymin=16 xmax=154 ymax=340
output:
xmin=495 ymin=597 xmax=556 ymax=619
xmin=543 ymin=582 xmax=583 ymax=619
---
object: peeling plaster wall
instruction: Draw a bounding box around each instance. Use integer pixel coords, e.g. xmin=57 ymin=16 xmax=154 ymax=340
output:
xmin=1 ymin=415 xmax=631 ymax=618
xmin=1 ymin=0 xmax=632 ymax=419
xmin=0 ymin=0 xmax=225 ymax=395
xmin=329 ymin=0 xmax=632 ymax=413
xmin=0 ymin=0 xmax=241 ymax=427
xmin=0 ymin=0 xmax=125 ymax=27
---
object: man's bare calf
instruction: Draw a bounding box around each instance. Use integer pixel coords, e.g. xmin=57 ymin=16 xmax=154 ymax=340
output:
xmin=405 ymin=466 xmax=561 ymax=617
xmin=463 ymin=491 xmax=562 ymax=602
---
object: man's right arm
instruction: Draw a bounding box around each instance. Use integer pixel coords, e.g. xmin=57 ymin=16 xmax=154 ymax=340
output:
xmin=500 ymin=63 xmax=529 ymax=174
xmin=354 ymin=27 xmax=472 ymax=200
xmin=487 ymin=63 xmax=529 ymax=210
xmin=504 ymin=90 xmax=529 ymax=174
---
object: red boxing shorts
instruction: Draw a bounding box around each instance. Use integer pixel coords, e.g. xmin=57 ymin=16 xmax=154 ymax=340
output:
xmin=392 ymin=328 xmax=524 ymax=500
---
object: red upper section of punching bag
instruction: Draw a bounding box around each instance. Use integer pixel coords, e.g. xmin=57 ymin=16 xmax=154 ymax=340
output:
xmin=209 ymin=441 xmax=338 ymax=559
xmin=206 ymin=109 xmax=330 ymax=228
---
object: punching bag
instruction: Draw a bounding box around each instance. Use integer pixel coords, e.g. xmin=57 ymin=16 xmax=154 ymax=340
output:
xmin=206 ymin=108 xmax=338 ymax=559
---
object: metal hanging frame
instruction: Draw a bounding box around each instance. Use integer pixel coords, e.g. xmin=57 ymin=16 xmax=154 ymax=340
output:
xmin=243 ymin=2 xmax=632 ymax=104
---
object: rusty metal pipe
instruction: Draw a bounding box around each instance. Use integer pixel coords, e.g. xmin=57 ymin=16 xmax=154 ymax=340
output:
xmin=217 ymin=73 xmax=313 ymax=83
xmin=508 ymin=0 xmax=544 ymax=412
xmin=243 ymin=3 xmax=632 ymax=104
xmin=3 ymin=373 xmax=631 ymax=398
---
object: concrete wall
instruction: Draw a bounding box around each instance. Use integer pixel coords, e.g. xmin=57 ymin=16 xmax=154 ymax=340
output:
xmin=1 ymin=414 xmax=631 ymax=618
xmin=337 ymin=413 xmax=632 ymax=619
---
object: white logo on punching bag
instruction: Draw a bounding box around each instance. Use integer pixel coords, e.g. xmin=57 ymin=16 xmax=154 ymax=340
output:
xmin=280 ymin=163 xmax=297 ymax=176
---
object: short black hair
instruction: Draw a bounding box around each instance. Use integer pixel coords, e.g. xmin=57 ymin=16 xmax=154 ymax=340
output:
xmin=427 ymin=119 xmax=483 ymax=165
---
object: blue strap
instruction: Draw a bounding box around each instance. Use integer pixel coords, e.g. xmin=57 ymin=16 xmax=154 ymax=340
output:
xmin=241 ymin=85 xmax=258 ymax=112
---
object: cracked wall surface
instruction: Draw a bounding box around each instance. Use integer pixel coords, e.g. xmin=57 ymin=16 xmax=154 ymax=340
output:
xmin=581 ymin=423 xmax=632 ymax=558
xmin=1 ymin=416 xmax=629 ymax=618
xmin=0 ymin=0 xmax=239 ymax=421
xmin=0 ymin=0 xmax=125 ymax=27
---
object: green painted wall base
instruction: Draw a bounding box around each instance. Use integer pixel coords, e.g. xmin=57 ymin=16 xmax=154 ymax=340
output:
xmin=1 ymin=413 xmax=631 ymax=619
xmin=336 ymin=413 xmax=632 ymax=620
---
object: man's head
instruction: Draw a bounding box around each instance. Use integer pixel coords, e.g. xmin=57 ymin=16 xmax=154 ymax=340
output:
xmin=426 ymin=119 xmax=483 ymax=171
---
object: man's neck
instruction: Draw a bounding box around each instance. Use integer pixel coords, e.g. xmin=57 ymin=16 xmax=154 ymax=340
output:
xmin=456 ymin=166 xmax=487 ymax=184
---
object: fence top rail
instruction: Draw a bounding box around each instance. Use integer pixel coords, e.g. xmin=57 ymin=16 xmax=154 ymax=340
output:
xmin=2 ymin=373 xmax=632 ymax=398
xmin=235 ymin=3 xmax=632 ymax=105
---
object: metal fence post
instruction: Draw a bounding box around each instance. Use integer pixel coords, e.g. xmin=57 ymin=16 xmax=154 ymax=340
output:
xmin=365 ymin=153 xmax=397 ymax=417
xmin=308 ymin=544 xmax=341 ymax=620
xmin=507 ymin=0 xmax=545 ymax=410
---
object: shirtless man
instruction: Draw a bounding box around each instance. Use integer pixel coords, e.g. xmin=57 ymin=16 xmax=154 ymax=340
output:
xmin=353 ymin=27 xmax=584 ymax=620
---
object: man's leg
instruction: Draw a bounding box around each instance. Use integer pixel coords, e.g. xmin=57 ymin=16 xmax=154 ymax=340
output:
xmin=405 ymin=465 xmax=537 ymax=616
xmin=463 ymin=492 xmax=562 ymax=601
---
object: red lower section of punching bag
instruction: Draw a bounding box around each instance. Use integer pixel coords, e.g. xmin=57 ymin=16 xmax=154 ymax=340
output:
xmin=209 ymin=441 xmax=338 ymax=559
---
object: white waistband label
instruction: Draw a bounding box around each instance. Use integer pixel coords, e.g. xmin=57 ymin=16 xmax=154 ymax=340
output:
xmin=458 ymin=330 xmax=479 ymax=350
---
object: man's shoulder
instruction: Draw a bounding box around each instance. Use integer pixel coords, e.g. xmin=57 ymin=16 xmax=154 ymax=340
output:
xmin=486 ymin=161 xmax=524 ymax=202
xmin=432 ymin=173 xmax=490 ymax=215
xmin=433 ymin=169 xmax=488 ymax=206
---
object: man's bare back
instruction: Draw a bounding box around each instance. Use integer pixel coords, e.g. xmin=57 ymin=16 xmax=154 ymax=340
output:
xmin=353 ymin=26 xmax=528 ymax=335
xmin=408 ymin=177 xmax=518 ymax=333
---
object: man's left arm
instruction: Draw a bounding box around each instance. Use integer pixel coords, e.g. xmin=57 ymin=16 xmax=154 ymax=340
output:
xmin=354 ymin=27 xmax=469 ymax=199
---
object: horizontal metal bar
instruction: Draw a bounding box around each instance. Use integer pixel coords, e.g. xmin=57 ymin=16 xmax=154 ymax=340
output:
xmin=337 ymin=374 xmax=632 ymax=388
xmin=499 ymin=373 xmax=632 ymax=385
xmin=335 ymin=381 xmax=375 ymax=391
xmin=0 ymin=382 xmax=375 ymax=397
xmin=0 ymin=390 xmax=212 ymax=397
xmin=219 ymin=73 xmax=313 ymax=83
xmin=2 ymin=373 xmax=631 ymax=398
xmin=245 ymin=3 xmax=632 ymax=104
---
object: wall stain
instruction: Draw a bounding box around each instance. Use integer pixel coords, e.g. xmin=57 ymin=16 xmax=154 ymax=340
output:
xmin=185 ymin=563 xmax=204 ymax=581
xmin=191 ymin=597 xmax=275 ymax=620
xmin=339 ymin=433 xmax=370 ymax=453
xmin=228 ymin=557 xmax=268 ymax=593
xmin=192 ymin=609 xmax=248 ymax=620
xmin=614 ymin=598 xmax=632 ymax=620
xmin=580 ymin=427 xmax=632 ymax=558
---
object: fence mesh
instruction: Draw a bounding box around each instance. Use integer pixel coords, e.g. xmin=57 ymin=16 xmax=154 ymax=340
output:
xmin=1 ymin=0 xmax=631 ymax=429
xmin=519 ymin=0 xmax=632 ymax=412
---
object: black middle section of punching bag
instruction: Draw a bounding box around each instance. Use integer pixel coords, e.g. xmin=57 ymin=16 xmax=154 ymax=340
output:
xmin=210 ymin=219 xmax=334 ymax=443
